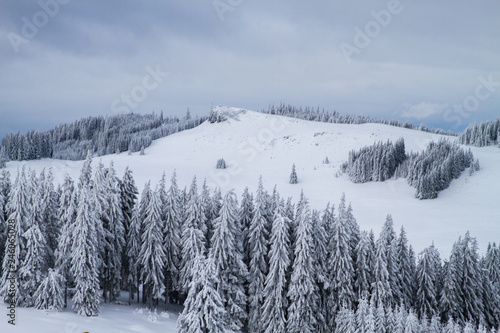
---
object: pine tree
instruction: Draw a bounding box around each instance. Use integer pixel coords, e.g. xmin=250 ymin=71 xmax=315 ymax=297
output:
xmin=328 ymin=195 xmax=356 ymax=328
xmin=239 ymin=187 xmax=254 ymax=266
xmin=120 ymin=167 xmax=138 ymax=295
xmin=313 ymin=207 xmax=330 ymax=333
xmin=355 ymin=231 xmax=375 ymax=300
xmin=0 ymin=166 xmax=30 ymax=303
xmin=288 ymin=195 xmax=319 ymax=333
xmin=335 ymin=304 xmax=355 ymax=333
xmin=379 ymin=214 xmax=398 ymax=306
xmin=177 ymin=255 xmax=228 ymax=333
xmin=289 ymin=163 xmax=298 ymax=184
xmin=180 ymin=177 xmax=206 ymax=293
xmin=415 ymin=245 xmax=440 ymax=320
xmin=138 ymin=187 xmax=166 ymax=309
xmin=54 ymin=174 xmax=76 ymax=308
xmin=262 ymin=202 xmax=290 ymax=333
xmin=372 ymin=227 xmax=393 ymax=307
xmin=404 ymin=310 xmax=420 ymax=333
xmin=127 ymin=181 xmax=151 ymax=304
xmin=248 ymin=178 xmax=270 ymax=333
xmin=163 ymin=171 xmax=181 ymax=305
xmin=34 ymin=268 xmax=65 ymax=311
xmin=38 ymin=168 xmax=59 ymax=268
xmin=18 ymin=190 xmax=49 ymax=307
xmin=395 ymin=226 xmax=414 ymax=308
xmin=209 ymin=191 xmax=248 ymax=331
xmin=71 ymin=184 xmax=101 ymax=316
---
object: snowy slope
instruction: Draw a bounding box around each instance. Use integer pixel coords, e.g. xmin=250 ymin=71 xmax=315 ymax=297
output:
xmin=4 ymin=106 xmax=499 ymax=257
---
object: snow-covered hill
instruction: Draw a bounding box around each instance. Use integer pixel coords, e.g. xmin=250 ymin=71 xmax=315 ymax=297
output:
xmin=4 ymin=106 xmax=499 ymax=256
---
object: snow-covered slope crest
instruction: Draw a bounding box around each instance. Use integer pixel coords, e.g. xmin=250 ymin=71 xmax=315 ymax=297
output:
xmin=4 ymin=107 xmax=499 ymax=255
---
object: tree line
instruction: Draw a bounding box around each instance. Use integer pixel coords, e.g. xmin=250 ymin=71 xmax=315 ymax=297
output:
xmin=342 ymin=138 xmax=478 ymax=199
xmin=0 ymin=109 xmax=205 ymax=163
xmin=0 ymin=158 xmax=498 ymax=332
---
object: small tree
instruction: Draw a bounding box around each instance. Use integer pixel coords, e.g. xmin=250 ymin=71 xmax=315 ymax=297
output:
xmin=289 ymin=164 xmax=298 ymax=184
xmin=34 ymin=268 xmax=65 ymax=311
xmin=216 ymin=158 xmax=227 ymax=169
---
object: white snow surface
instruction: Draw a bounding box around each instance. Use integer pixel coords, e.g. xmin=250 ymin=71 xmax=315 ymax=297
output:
xmin=2 ymin=106 xmax=500 ymax=331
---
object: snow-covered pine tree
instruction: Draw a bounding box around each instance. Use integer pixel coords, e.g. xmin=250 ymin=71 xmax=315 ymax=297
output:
xmin=209 ymin=191 xmax=248 ymax=331
xmin=379 ymin=214 xmax=398 ymax=306
xmin=371 ymin=225 xmax=393 ymax=307
xmin=404 ymin=310 xmax=420 ymax=333
xmin=415 ymin=245 xmax=440 ymax=320
xmin=262 ymin=201 xmax=290 ymax=333
xmin=179 ymin=177 xmax=207 ymax=293
xmin=119 ymin=167 xmax=138 ymax=297
xmin=248 ymin=177 xmax=270 ymax=333
xmin=127 ymin=181 xmax=151 ymax=304
xmin=289 ymin=163 xmax=298 ymax=184
xmin=355 ymin=230 xmax=375 ymax=301
xmin=163 ymin=171 xmax=181 ymax=305
xmin=78 ymin=151 xmax=92 ymax=189
xmin=239 ymin=187 xmax=254 ymax=267
xmin=287 ymin=195 xmax=320 ymax=333
xmin=38 ymin=168 xmax=59 ymax=268
xmin=55 ymin=174 xmax=76 ymax=308
xmin=201 ymin=180 xmax=213 ymax=249
xmin=18 ymin=187 xmax=49 ymax=307
xmin=312 ymin=208 xmax=329 ymax=333
xmin=355 ymin=296 xmax=370 ymax=333
xmin=335 ymin=304 xmax=355 ymax=333
xmin=103 ymin=162 xmax=125 ymax=301
xmin=395 ymin=226 xmax=414 ymax=308
xmin=0 ymin=166 xmax=30 ymax=303
xmin=34 ymin=268 xmax=65 ymax=311
xmin=177 ymin=255 xmax=228 ymax=333
xmin=327 ymin=195 xmax=356 ymax=329
xmin=138 ymin=186 xmax=166 ymax=309
xmin=71 ymin=183 xmax=101 ymax=316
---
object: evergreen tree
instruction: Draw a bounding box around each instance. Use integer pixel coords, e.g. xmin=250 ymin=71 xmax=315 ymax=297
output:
xmin=120 ymin=167 xmax=138 ymax=293
xmin=372 ymin=227 xmax=393 ymax=307
xmin=180 ymin=177 xmax=207 ymax=293
xmin=356 ymin=230 xmax=375 ymax=300
xmin=71 ymin=184 xmax=101 ymax=316
xmin=177 ymin=255 xmax=228 ymax=333
xmin=18 ymin=191 xmax=49 ymax=307
xmin=0 ymin=166 xmax=30 ymax=303
xmin=335 ymin=305 xmax=356 ymax=333
xmin=313 ymin=207 xmax=330 ymax=333
xmin=288 ymin=195 xmax=319 ymax=333
xmin=209 ymin=191 xmax=248 ymax=331
xmin=262 ymin=202 xmax=290 ymax=333
xmin=138 ymin=187 xmax=166 ymax=309
xmin=396 ymin=226 xmax=414 ymax=308
xmin=55 ymin=174 xmax=76 ymax=308
xmin=415 ymin=245 xmax=440 ymax=320
xmin=328 ymin=195 xmax=356 ymax=328
xmin=404 ymin=310 xmax=420 ymax=333
xmin=38 ymin=168 xmax=59 ymax=268
xmin=289 ymin=163 xmax=298 ymax=184
xmin=248 ymin=177 xmax=270 ymax=333
xmin=163 ymin=171 xmax=181 ymax=305
xmin=34 ymin=268 xmax=65 ymax=311
xmin=239 ymin=187 xmax=254 ymax=267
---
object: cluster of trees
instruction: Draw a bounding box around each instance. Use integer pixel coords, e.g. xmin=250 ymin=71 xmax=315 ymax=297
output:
xmin=459 ymin=119 xmax=500 ymax=147
xmin=0 ymin=110 xmax=206 ymax=162
xmin=343 ymin=138 xmax=476 ymax=199
xmin=261 ymin=103 xmax=458 ymax=136
xmin=343 ymin=138 xmax=406 ymax=183
xmin=406 ymin=140 xmax=477 ymax=199
xmin=0 ymin=162 xmax=498 ymax=332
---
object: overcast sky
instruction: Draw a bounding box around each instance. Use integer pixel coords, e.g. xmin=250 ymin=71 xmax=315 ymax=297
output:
xmin=0 ymin=0 xmax=499 ymax=139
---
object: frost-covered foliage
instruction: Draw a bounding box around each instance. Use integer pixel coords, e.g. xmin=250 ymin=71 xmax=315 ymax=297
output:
xmin=407 ymin=139 xmax=474 ymax=199
xmin=459 ymin=118 xmax=500 ymax=147
xmin=0 ymin=168 xmax=498 ymax=332
xmin=343 ymin=138 xmax=406 ymax=183
xmin=289 ymin=163 xmax=298 ymax=184
xmin=343 ymin=138 xmax=475 ymax=199
xmin=0 ymin=110 xmax=206 ymax=161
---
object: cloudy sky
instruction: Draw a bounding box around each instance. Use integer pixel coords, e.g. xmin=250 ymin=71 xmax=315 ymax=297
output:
xmin=0 ymin=0 xmax=498 ymax=139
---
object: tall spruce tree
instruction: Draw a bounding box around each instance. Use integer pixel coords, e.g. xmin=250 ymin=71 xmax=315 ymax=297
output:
xmin=120 ymin=167 xmax=138 ymax=293
xmin=71 ymin=184 xmax=101 ymax=316
xmin=209 ymin=191 xmax=248 ymax=331
xmin=262 ymin=201 xmax=290 ymax=333
xmin=248 ymin=177 xmax=270 ymax=333
xmin=138 ymin=186 xmax=166 ymax=309
xmin=287 ymin=195 xmax=320 ymax=333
